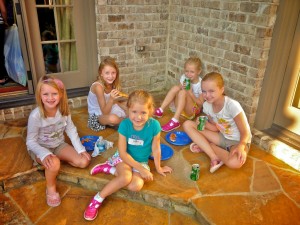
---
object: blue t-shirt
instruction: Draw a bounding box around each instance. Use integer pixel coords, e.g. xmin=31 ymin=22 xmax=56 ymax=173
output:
xmin=118 ymin=117 xmax=161 ymax=162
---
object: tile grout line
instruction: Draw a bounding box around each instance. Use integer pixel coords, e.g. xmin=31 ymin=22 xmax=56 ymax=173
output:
xmin=4 ymin=192 xmax=34 ymax=225
xmin=267 ymin=164 xmax=300 ymax=208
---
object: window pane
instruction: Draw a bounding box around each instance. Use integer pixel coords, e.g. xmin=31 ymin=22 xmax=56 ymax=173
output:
xmin=57 ymin=6 xmax=74 ymax=40
xmin=36 ymin=0 xmax=51 ymax=5
xmin=61 ymin=42 xmax=77 ymax=71
xmin=37 ymin=8 xmax=57 ymax=40
xmin=42 ymin=42 xmax=61 ymax=74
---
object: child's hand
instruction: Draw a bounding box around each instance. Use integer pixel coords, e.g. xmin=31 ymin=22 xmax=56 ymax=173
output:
xmin=42 ymin=154 xmax=57 ymax=169
xmin=80 ymin=151 xmax=91 ymax=161
xmin=140 ymin=169 xmax=153 ymax=181
xmin=230 ymin=145 xmax=247 ymax=165
xmin=110 ymin=89 xmax=120 ymax=100
xmin=156 ymin=166 xmax=172 ymax=177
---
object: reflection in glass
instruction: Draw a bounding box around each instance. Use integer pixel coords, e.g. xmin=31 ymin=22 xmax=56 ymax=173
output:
xmin=37 ymin=8 xmax=57 ymax=41
xmin=61 ymin=42 xmax=77 ymax=72
xmin=42 ymin=30 xmax=60 ymax=74
xmin=292 ymin=70 xmax=300 ymax=109
xmin=57 ymin=6 xmax=74 ymax=40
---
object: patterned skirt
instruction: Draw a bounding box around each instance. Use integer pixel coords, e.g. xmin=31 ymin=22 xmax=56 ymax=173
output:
xmin=87 ymin=114 xmax=105 ymax=132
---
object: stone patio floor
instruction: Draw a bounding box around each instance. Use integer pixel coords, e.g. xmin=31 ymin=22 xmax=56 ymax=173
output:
xmin=0 ymin=107 xmax=300 ymax=225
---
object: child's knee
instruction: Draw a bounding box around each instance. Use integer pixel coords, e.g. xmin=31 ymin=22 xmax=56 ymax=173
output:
xmin=47 ymin=157 xmax=60 ymax=172
xmin=171 ymin=85 xmax=181 ymax=92
xmin=78 ymin=157 xmax=90 ymax=168
xmin=118 ymin=173 xmax=132 ymax=187
xmin=127 ymin=180 xmax=144 ymax=192
xmin=226 ymin=159 xmax=244 ymax=169
xmin=183 ymin=120 xmax=193 ymax=130
xmin=108 ymin=115 xmax=121 ymax=125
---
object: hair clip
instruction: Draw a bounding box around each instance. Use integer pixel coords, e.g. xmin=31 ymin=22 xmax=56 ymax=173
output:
xmin=53 ymin=78 xmax=64 ymax=89
xmin=43 ymin=78 xmax=64 ymax=89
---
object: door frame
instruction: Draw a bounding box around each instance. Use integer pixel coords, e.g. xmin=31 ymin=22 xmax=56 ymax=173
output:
xmin=255 ymin=0 xmax=300 ymax=147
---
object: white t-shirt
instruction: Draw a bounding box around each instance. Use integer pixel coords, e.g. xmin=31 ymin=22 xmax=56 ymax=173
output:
xmin=179 ymin=74 xmax=202 ymax=98
xmin=26 ymin=107 xmax=86 ymax=161
xmin=203 ymin=96 xmax=252 ymax=142
xmin=87 ymin=82 xmax=126 ymax=118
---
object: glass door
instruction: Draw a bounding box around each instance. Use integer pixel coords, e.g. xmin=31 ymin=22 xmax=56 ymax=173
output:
xmin=21 ymin=0 xmax=97 ymax=89
xmin=36 ymin=0 xmax=77 ymax=74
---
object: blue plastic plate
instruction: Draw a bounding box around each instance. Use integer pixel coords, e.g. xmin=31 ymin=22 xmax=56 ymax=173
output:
xmin=80 ymin=135 xmax=99 ymax=151
xmin=149 ymin=144 xmax=174 ymax=161
xmin=165 ymin=131 xmax=192 ymax=146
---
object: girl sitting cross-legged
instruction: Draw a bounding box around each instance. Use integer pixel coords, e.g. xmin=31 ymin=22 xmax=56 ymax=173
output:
xmin=183 ymin=72 xmax=252 ymax=173
xmin=84 ymin=90 xmax=172 ymax=221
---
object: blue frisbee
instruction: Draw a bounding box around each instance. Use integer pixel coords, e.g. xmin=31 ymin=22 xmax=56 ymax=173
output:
xmin=80 ymin=135 xmax=99 ymax=151
xmin=149 ymin=144 xmax=174 ymax=161
xmin=165 ymin=131 xmax=192 ymax=146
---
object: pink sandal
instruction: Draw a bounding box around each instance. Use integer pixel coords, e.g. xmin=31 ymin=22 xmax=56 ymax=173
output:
xmin=210 ymin=160 xmax=224 ymax=173
xmin=189 ymin=143 xmax=204 ymax=153
xmin=46 ymin=190 xmax=61 ymax=207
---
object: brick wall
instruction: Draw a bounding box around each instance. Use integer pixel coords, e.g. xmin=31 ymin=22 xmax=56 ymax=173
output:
xmin=95 ymin=0 xmax=279 ymax=127
xmin=95 ymin=0 xmax=169 ymax=95
xmin=167 ymin=0 xmax=279 ymax=126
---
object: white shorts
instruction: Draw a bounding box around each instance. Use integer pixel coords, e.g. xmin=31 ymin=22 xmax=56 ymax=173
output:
xmin=111 ymin=104 xmax=126 ymax=118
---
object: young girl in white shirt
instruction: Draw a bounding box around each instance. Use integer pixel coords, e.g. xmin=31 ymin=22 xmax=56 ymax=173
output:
xmin=154 ymin=56 xmax=204 ymax=132
xmin=87 ymin=57 xmax=127 ymax=131
xmin=183 ymin=72 xmax=252 ymax=173
xmin=26 ymin=75 xmax=91 ymax=207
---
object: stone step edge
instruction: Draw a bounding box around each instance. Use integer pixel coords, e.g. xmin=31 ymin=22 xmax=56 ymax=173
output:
xmin=57 ymin=171 xmax=209 ymax=225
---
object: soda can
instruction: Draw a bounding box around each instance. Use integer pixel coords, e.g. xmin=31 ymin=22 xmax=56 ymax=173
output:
xmin=190 ymin=164 xmax=200 ymax=181
xmin=197 ymin=116 xmax=207 ymax=131
xmin=185 ymin=78 xmax=190 ymax=90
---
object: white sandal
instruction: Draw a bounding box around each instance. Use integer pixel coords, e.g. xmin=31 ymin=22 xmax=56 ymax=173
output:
xmin=210 ymin=160 xmax=224 ymax=173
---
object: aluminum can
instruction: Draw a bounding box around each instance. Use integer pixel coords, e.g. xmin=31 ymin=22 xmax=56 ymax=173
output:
xmin=197 ymin=116 xmax=207 ymax=131
xmin=185 ymin=78 xmax=190 ymax=90
xmin=190 ymin=164 xmax=200 ymax=181
xmin=97 ymin=141 xmax=106 ymax=153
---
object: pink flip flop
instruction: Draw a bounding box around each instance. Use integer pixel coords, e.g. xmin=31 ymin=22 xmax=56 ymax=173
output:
xmin=46 ymin=190 xmax=61 ymax=207
xmin=189 ymin=143 xmax=204 ymax=153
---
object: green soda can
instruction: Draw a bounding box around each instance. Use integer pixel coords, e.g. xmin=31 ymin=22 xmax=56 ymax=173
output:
xmin=190 ymin=164 xmax=200 ymax=181
xmin=185 ymin=78 xmax=190 ymax=90
xmin=197 ymin=116 xmax=207 ymax=131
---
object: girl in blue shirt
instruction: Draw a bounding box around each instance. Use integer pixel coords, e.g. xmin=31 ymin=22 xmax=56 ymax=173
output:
xmin=84 ymin=90 xmax=172 ymax=221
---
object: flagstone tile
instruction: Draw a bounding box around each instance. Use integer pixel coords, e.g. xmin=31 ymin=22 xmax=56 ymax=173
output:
xmin=271 ymin=166 xmax=300 ymax=205
xmin=36 ymin=186 xmax=170 ymax=225
xmin=8 ymin=180 xmax=70 ymax=223
xmin=192 ymin=193 xmax=300 ymax=225
xmin=182 ymin=148 xmax=253 ymax=194
xmin=170 ymin=211 xmax=201 ymax=225
xmin=0 ymin=137 xmax=33 ymax=181
xmin=0 ymin=193 xmax=29 ymax=225
xmin=252 ymin=161 xmax=281 ymax=192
